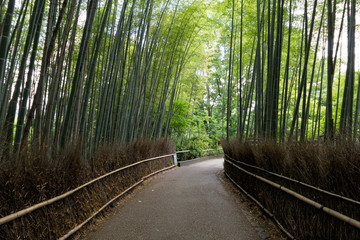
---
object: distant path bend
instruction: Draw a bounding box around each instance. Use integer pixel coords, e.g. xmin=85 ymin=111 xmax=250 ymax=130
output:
xmin=84 ymin=157 xmax=272 ymax=240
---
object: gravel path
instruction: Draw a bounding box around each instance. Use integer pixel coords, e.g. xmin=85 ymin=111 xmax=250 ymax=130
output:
xmin=83 ymin=157 xmax=274 ymax=240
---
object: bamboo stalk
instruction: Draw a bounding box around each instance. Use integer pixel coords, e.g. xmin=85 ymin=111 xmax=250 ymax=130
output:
xmin=0 ymin=153 xmax=174 ymax=225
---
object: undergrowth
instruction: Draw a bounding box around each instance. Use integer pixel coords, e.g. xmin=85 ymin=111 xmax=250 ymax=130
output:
xmin=222 ymin=138 xmax=360 ymax=200
xmin=222 ymin=138 xmax=360 ymax=239
xmin=176 ymin=136 xmax=222 ymax=160
xmin=0 ymin=138 xmax=175 ymax=239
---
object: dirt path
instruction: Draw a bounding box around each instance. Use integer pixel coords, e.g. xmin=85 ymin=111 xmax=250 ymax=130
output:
xmin=83 ymin=157 xmax=281 ymax=240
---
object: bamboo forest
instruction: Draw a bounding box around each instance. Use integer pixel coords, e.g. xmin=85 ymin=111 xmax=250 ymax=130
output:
xmin=0 ymin=0 xmax=359 ymax=157
xmin=0 ymin=0 xmax=360 ymax=239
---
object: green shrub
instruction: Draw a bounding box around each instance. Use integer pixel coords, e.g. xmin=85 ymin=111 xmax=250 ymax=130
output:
xmin=177 ymin=134 xmax=211 ymax=160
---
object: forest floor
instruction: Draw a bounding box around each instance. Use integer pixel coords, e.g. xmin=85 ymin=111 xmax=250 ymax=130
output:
xmin=80 ymin=156 xmax=285 ymax=240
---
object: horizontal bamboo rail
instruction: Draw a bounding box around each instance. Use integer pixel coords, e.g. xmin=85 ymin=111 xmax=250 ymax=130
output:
xmin=176 ymin=148 xmax=223 ymax=164
xmin=0 ymin=153 xmax=175 ymax=225
xmin=224 ymin=171 xmax=295 ymax=239
xmin=177 ymin=149 xmax=223 ymax=153
xmin=59 ymin=165 xmax=175 ymax=240
xmin=225 ymin=159 xmax=360 ymax=230
xmin=176 ymin=150 xmax=190 ymax=154
xmin=202 ymin=148 xmax=223 ymax=152
xmin=225 ymin=154 xmax=360 ymax=205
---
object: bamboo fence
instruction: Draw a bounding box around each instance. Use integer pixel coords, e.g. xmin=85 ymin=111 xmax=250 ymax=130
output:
xmin=0 ymin=153 xmax=175 ymax=226
xmin=224 ymin=157 xmax=360 ymax=230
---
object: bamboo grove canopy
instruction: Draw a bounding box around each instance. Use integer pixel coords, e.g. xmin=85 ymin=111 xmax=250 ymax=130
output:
xmin=0 ymin=0 xmax=359 ymax=159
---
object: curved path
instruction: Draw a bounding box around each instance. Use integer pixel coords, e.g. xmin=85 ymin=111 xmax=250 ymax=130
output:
xmin=83 ymin=157 xmax=276 ymax=240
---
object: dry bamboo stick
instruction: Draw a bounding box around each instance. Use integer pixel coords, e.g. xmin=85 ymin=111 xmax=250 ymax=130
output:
xmin=225 ymin=154 xmax=360 ymax=205
xmin=58 ymin=180 xmax=145 ymax=240
xmin=224 ymin=171 xmax=295 ymax=239
xmin=225 ymin=159 xmax=360 ymax=230
xmin=59 ymin=165 xmax=175 ymax=240
xmin=0 ymin=154 xmax=175 ymax=225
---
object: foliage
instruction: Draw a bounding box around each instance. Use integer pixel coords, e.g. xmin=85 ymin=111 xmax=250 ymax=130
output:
xmin=0 ymin=0 xmax=209 ymax=159
xmin=180 ymin=133 xmax=211 ymax=159
xmin=168 ymin=100 xmax=191 ymax=137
